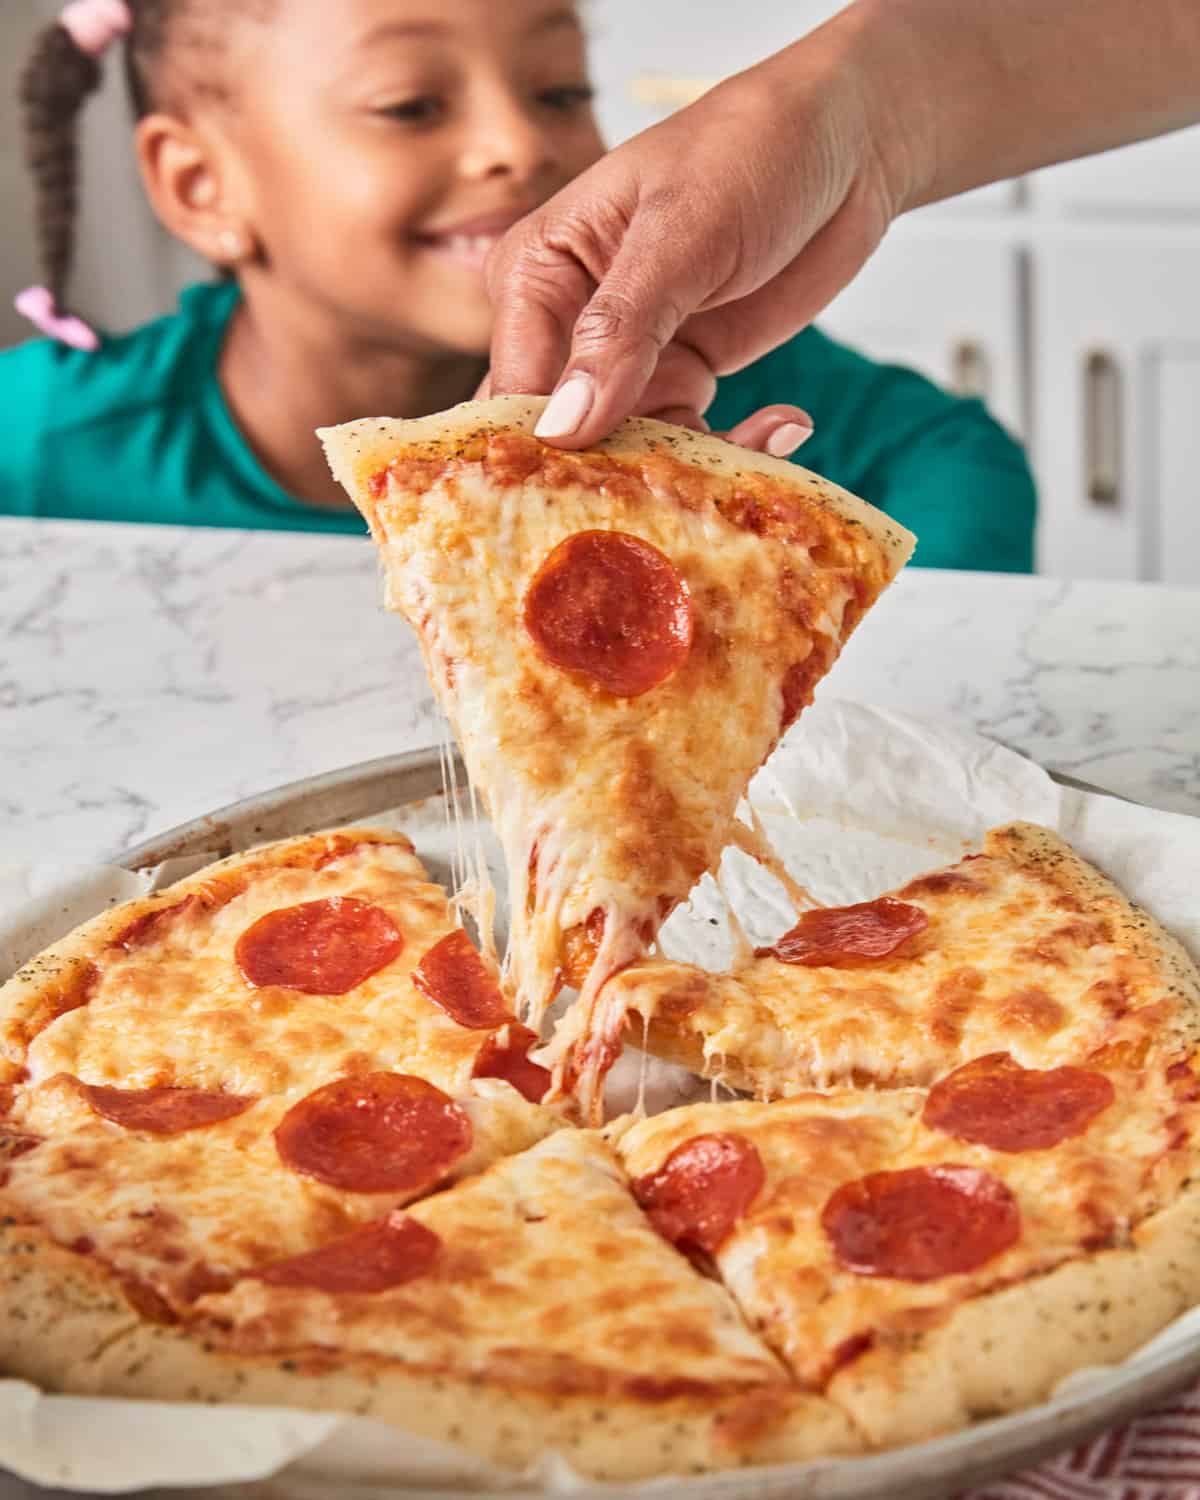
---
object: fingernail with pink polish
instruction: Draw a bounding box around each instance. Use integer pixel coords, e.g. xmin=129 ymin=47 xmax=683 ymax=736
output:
xmin=534 ymin=373 xmax=594 ymax=440
xmin=766 ymin=421 xmax=814 ymax=458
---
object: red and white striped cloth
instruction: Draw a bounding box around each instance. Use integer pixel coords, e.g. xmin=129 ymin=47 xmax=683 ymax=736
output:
xmin=966 ymin=1380 xmax=1200 ymax=1500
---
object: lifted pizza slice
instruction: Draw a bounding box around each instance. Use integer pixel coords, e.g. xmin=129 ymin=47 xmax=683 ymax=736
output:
xmin=320 ymin=397 xmax=913 ymax=1115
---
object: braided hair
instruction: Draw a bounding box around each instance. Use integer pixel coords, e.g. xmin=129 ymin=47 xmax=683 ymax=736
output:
xmin=19 ymin=0 xmax=206 ymax=317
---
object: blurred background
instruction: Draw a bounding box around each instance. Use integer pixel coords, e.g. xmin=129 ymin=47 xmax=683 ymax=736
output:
xmin=3 ymin=0 xmax=1199 ymax=582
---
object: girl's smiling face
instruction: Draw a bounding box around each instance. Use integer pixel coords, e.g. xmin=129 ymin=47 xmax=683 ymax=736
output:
xmin=216 ymin=0 xmax=603 ymax=354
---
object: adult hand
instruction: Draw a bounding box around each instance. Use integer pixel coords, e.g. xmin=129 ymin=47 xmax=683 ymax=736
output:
xmin=487 ymin=0 xmax=1200 ymax=449
xmin=485 ymin=6 xmax=907 ymax=447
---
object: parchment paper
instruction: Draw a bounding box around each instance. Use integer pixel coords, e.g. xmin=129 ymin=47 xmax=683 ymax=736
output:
xmin=1 ymin=700 xmax=1197 ymax=1499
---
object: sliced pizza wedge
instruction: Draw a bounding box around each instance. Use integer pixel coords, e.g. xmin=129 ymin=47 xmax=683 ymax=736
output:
xmin=607 ymin=822 xmax=1200 ymax=1098
xmin=613 ymin=1049 xmax=1200 ymax=1446
xmin=43 ymin=1130 xmax=863 ymax=1479
xmin=1 ymin=828 xmax=552 ymax=1107
xmin=319 ymin=397 xmax=913 ymax=1114
xmin=0 ymin=830 xmax=560 ymax=1315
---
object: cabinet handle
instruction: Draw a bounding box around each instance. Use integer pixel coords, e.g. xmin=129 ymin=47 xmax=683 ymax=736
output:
xmin=1084 ymin=349 xmax=1121 ymax=506
xmin=951 ymin=339 xmax=991 ymax=401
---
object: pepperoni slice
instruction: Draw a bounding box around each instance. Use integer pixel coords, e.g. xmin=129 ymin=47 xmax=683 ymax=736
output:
xmin=633 ymin=1134 xmax=765 ymax=1259
xmin=923 ymin=1053 xmax=1115 ymax=1152
xmin=523 ymin=530 xmax=693 ymax=698
xmin=274 ymin=1072 xmax=471 ymax=1194
xmin=822 ymin=1164 xmax=1020 ymax=1280
xmin=236 ymin=897 xmax=404 ymax=995
xmin=413 ymin=930 xmax=513 ymax=1030
xmin=256 ymin=1211 xmax=441 ymax=1293
xmin=761 ymin=898 xmax=928 ymax=967
xmin=80 ymin=1084 xmax=254 ymax=1135
xmin=471 ymin=1023 xmax=551 ymax=1104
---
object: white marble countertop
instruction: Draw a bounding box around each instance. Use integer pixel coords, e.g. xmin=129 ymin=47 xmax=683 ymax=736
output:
xmin=1 ymin=515 xmax=1197 ymax=863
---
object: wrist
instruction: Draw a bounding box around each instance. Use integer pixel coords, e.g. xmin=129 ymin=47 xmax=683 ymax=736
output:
xmin=823 ymin=0 xmax=942 ymax=217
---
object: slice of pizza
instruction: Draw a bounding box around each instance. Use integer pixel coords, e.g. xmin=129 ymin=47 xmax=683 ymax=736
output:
xmin=22 ymin=1130 xmax=863 ymax=1480
xmin=319 ymin=397 xmax=914 ymax=1113
xmin=0 ymin=830 xmax=560 ymax=1314
xmin=606 ymin=822 xmax=1200 ymax=1097
xmin=1 ymin=827 xmax=553 ymax=1107
xmin=614 ymin=1047 xmax=1200 ymax=1449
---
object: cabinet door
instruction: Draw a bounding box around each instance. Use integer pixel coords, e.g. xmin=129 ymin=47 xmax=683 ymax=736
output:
xmin=1035 ymin=234 xmax=1200 ymax=582
xmin=1032 ymin=128 xmax=1200 ymax=219
xmin=820 ymin=225 xmax=1026 ymax=438
xmin=588 ymin=0 xmax=846 ymax=145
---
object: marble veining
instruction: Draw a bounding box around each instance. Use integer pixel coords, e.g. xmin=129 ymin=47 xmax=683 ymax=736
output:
xmin=1 ymin=516 xmax=1197 ymax=863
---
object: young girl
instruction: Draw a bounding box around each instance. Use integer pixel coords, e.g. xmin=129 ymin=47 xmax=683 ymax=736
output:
xmin=1 ymin=0 xmax=1036 ymax=571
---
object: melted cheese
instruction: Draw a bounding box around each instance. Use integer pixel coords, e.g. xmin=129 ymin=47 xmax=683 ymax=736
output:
xmin=350 ymin=434 xmax=904 ymax=1115
xmin=0 ymin=833 xmax=559 ymax=1311
xmin=23 ymin=839 xmax=498 ymax=1098
xmin=615 ymin=1066 xmax=1199 ymax=1387
xmin=204 ymin=1129 xmax=786 ymax=1399
xmin=610 ymin=840 xmax=1200 ymax=1097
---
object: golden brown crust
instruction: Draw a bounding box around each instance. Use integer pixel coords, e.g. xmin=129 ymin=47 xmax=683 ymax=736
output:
xmin=828 ymin=1178 xmax=1200 ymax=1447
xmin=0 ymin=1211 xmax=861 ymax=1479
xmin=984 ymin=822 xmax=1200 ymax=1056
xmin=318 ymin=396 xmax=915 ymax=573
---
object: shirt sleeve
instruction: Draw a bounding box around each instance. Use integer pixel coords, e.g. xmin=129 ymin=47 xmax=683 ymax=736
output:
xmin=0 ymin=338 xmax=56 ymax=518
xmin=710 ymin=327 xmax=1037 ymax=573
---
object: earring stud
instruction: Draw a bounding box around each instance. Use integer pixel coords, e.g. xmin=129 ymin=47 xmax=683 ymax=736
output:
xmin=218 ymin=228 xmax=247 ymax=262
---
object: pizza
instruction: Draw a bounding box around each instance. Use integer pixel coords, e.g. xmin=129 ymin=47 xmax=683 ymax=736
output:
xmin=318 ymin=396 xmax=914 ymax=1114
xmin=604 ymin=822 xmax=1200 ymax=1097
xmin=2 ymin=815 xmax=1199 ymax=1482
xmin=614 ymin=1058 xmax=1200 ymax=1451
xmin=0 ymin=830 xmax=561 ymax=1318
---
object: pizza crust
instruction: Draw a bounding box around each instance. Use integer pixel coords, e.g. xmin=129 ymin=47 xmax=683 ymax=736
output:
xmin=829 ymin=1177 xmax=1200 ymax=1446
xmin=318 ymin=395 xmax=916 ymax=574
xmin=8 ymin=1179 xmax=1200 ymax=1469
xmin=0 ymin=1220 xmax=862 ymax=1480
xmin=985 ymin=822 xmax=1200 ymax=1053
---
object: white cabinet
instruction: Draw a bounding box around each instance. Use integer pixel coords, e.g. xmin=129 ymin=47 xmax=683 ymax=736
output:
xmin=1032 ymin=130 xmax=1200 ymax=220
xmin=1035 ymin=234 xmax=1200 ymax=582
xmin=820 ymin=224 xmax=1026 ymax=439
xmin=589 ymin=0 xmax=845 ymax=147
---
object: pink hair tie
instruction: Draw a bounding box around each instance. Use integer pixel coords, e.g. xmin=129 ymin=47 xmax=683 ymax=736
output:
xmin=14 ymin=287 xmax=100 ymax=353
xmin=59 ymin=0 xmax=131 ymax=56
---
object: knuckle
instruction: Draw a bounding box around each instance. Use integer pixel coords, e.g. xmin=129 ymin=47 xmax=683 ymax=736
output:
xmin=574 ymin=286 xmax=684 ymax=359
xmin=573 ymin=291 xmax=639 ymax=349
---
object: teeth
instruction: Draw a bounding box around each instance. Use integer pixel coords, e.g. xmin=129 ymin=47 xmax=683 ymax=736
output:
xmin=447 ymin=235 xmax=498 ymax=254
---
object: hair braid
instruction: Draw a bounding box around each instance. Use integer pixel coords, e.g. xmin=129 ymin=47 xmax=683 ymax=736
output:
xmin=17 ymin=0 xmax=248 ymax=325
xmin=19 ymin=23 xmax=104 ymax=309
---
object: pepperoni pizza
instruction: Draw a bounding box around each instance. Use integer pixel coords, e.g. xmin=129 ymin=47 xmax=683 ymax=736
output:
xmin=2 ymin=820 xmax=1200 ymax=1479
xmin=615 ymin=1043 xmax=1200 ymax=1450
xmin=605 ymin=822 xmax=1200 ymax=1097
xmin=319 ymin=396 xmax=914 ymax=1115
xmin=0 ymin=830 xmax=559 ymax=1316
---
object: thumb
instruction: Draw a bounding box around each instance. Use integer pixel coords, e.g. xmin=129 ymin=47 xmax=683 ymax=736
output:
xmin=528 ymin=226 xmax=714 ymax=449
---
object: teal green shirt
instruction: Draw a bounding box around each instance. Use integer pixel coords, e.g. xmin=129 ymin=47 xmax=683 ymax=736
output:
xmin=0 ymin=281 xmax=1035 ymax=570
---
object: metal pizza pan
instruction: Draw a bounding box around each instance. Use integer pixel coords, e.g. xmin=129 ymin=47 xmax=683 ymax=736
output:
xmin=38 ymin=751 xmax=1188 ymax=1500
